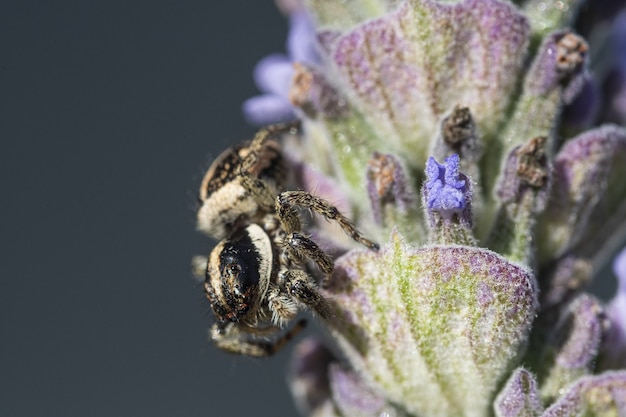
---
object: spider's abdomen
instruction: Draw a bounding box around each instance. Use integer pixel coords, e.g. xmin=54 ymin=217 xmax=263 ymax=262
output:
xmin=196 ymin=140 xmax=287 ymax=239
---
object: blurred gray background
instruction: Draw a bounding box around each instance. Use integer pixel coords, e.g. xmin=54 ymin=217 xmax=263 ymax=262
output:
xmin=1 ymin=1 xmax=302 ymax=416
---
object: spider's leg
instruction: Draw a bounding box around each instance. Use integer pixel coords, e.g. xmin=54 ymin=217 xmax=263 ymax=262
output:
xmin=276 ymin=190 xmax=379 ymax=251
xmin=240 ymin=122 xmax=300 ymax=176
xmin=283 ymin=232 xmax=334 ymax=286
xmin=266 ymin=284 xmax=299 ymax=327
xmin=210 ymin=320 xmax=305 ymax=357
xmin=238 ymin=175 xmax=276 ymax=211
xmin=281 ymin=270 xmax=333 ymax=319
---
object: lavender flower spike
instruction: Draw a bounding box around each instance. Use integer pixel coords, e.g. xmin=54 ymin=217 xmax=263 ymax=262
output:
xmin=197 ymin=0 xmax=626 ymax=415
xmin=242 ymin=9 xmax=319 ymax=125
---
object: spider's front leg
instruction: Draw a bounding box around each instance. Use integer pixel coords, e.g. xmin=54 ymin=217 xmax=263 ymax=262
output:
xmin=237 ymin=129 xmax=282 ymax=212
xmin=276 ymin=190 xmax=379 ymax=286
xmin=276 ymin=190 xmax=380 ymax=251
xmin=210 ymin=320 xmax=306 ymax=357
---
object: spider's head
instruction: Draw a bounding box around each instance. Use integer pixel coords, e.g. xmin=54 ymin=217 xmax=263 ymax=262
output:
xmin=205 ymin=224 xmax=273 ymax=323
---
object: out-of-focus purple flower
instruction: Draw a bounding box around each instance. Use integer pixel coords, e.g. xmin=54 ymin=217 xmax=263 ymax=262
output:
xmin=602 ymin=246 xmax=626 ymax=368
xmin=242 ymin=10 xmax=319 ymax=126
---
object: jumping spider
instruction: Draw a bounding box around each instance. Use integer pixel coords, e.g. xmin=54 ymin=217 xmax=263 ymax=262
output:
xmin=195 ymin=124 xmax=378 ymax=357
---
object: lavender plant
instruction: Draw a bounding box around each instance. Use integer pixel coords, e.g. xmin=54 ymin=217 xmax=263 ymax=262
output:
xmin=242 ymin=1 xmax=626 ymax=416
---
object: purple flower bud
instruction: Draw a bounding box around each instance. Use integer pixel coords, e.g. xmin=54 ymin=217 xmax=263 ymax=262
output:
xmin=500 ymin=31 xmax=589 ymax=153
xmin=497 ymin=136 xmax=550 ymax=206
xmin=539 ymin=294 xmax=607 ymax=402
xmin=494 ymin=368 xmax=542 ymax=417
xmin=366 ymin=152 xmax=417 ymax=226
xmin=540 ymin=255 xmax=592 ymax=310
xmin=488 ymin=135 xmax=552 ymax=265
xmin=436 ymin=106 xmax=481 ymax=163
xmin=526 ymin=31 xmax=588 ymax=103
xmin=542 ymin=371 xmax=626 ymax=416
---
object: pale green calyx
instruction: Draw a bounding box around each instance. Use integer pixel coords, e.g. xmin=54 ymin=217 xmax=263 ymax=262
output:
xmin=322 ymin=232 xmax=537 ymax=417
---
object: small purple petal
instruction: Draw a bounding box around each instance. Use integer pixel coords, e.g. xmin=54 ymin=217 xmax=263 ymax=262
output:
xmin=287 ymin=10 xmax=319 ymax=64
xmin=253 ymin=53 xmax=294 ymax=96
xmin=600 ymin=246 xmax=626 ymax=369
xmin=425 ymin=154 xmax=467 ymax=213
xmin=614 ymin=246 xmax=626 ymax=293
xmin=242 ymin=94 xmax=296 ymax=126
xmin=243 ymin=9 xmax=319 ymax=125
xmin=423 ymin=154 xmax=474 ymax=243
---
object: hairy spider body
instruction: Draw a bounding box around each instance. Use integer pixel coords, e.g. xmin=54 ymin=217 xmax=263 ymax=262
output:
xmin=196 ymin=126 xmax=378 ymax=357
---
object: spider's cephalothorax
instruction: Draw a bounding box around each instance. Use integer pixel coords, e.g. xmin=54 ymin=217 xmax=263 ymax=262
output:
xmin=195 ymin=125 xmax=379 ymax=357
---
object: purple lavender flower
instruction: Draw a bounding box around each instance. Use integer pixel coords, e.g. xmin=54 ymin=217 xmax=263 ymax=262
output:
xmin=242 ymin=9 xmax=319 ymax=125
xmin=424 ymin=154 xmax=467 ymax=216
xmin=421 ymin=154 xmax=474 ymax=244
